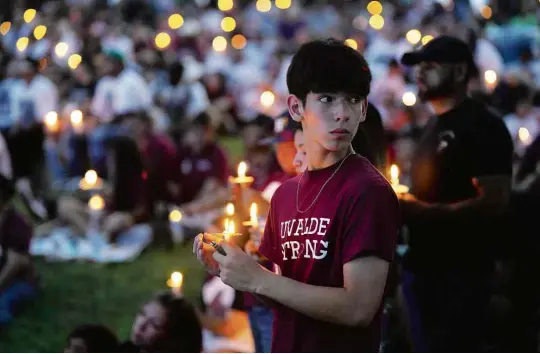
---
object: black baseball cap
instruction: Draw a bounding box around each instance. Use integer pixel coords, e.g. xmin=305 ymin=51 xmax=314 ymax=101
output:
xmin=401 ymin=36 xmax=479 ymax=78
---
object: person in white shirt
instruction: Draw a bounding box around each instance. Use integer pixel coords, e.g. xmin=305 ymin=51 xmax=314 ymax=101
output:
xmin=10 ymin=58 xmax=58 ymax=219
xmin=158 ymin=61 xmax=210 ymax=126
xmin=89 ymin=51 xmax=152 ymax=169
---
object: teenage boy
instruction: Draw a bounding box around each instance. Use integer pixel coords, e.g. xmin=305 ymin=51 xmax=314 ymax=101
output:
xmin=194 ymin=39 xmax=399 ymax=352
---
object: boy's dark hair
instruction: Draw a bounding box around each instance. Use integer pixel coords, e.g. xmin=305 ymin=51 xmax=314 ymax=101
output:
xmin=286 ymin=38 xmax=372 ymax=103
xmin=150 ymin=291 xmax=203 ymax=353
xmin=67 ymin=324 xmax=119 ymax=353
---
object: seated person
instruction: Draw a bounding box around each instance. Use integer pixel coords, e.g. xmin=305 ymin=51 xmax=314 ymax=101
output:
xmin=120 ymin=291 xmax=203 ymax=352
xmin=55 ymin=136 xmax=150 ymax=241
xmin=174 ymin=113 xmax=230 ymax=216
xmin=65 ymin=324 xmax=119 ymax=353
xmin=0 ymin=174 xmax=37 ymax=326
xmin=122 ymin=112 xmax=179 ymax=207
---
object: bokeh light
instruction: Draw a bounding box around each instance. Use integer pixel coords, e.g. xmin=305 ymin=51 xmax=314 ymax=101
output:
xmin=0 ymin=22 xmax=12 ymax=36
xmin=218 ymin=0 xmax=234 ymax=11
xmin=367 ymin=1 xmax=383 ymax=15
xmin=406 ymin=29 xmax=421 ymax=45
xmin=68 ymin=54 xmax=82 ymax=69
xmin=212 ymin=36 xmax=228 ymax=52
xmin=33 ymin=25 xmax=47 ymax=40
xmin=155 ymin=32 xmax=171 ymax=50
xmin=55 ymin=42 xmax=69 ymax=57
xmin=344 ymin=39 xmax=358 ymax=50
xmin=480 ymin=6 xmax=492 ymax=19
xmin=231 ymin=34 xmax=247 ymax=49
xmin=24 ymin=9 xmax=37 ymax=23
xmin=168 ymin=14 xmax=184 ymax=29
xmin=421 ymin=35 xmax=434 ymax=45
xmin=402 ymin=92 xmax=417 ymax=106
xmin=275 ymin=0 xmax=292 ymax=9
xmin=221 ymin=17 xmax=236 ymax=32
xmin=16 ymin=37 xmax=29 ymax=52
xmin=369 ymin=15 xmax=384 ymax=30
xmin=256 ymin=0 xmax=272 ymax=12
xmin=260 ymin=91 xmax=275 ymax=107
xmin=484 ymin=70 xmax=497 ymax=84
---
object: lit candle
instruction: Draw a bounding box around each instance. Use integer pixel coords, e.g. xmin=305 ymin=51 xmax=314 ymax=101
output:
xmin=167 ymin=271 xmax=184 ymax=297
xmin=79 ymin=170 xmax=102 ymax=190
xmin=243 ymin=202 xmax=259 ymax=228
xmin=223 ymin=219 xmax=236 ymax=242
xmin=44 ymin=111 xmax=59 ymax=133
xmin=88 ymin=195 xmax=105 ymax=213
xmin=390 ymin=164 xmax=409 ymax=194
xmin=518 ymin=127 xmax=531 ymax=146
xmin=70 ymin=110 xmax=84 ymax=134
xmin=484 ymin=70 xmax=497 ymax=90
xmin=229 ymin=161 xmax=254 ymax=184
xmin=225 ymin=202 xmax=235 ymax=216
xmin=169 ymin=209 xmax=184 ymax=243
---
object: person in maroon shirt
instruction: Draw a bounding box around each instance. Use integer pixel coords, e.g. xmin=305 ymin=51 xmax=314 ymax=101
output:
xmin=194 ymin=39 xmax=399 ymax=352
xmin=175 ymin=113 xmax=230 ymax=214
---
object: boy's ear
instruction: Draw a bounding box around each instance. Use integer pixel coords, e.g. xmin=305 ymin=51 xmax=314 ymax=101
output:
xmin=287 ymin=94 xmax=304 ymax=122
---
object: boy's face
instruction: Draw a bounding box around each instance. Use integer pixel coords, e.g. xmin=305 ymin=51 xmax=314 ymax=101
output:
xmin=293 ymin=130 xmax=307 ymax=174
xmin=294 ymin=92 xmax=367 ymax=153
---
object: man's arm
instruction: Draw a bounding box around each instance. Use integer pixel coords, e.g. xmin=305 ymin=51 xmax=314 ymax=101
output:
xmin=182 ymin=179 xmax=231 ymax=214
xmin=0 ymin=250 xmax=31 ymax=291
xmin=402 ymin=175 xmax=511 ymax=222
xmin=254 ymin=256 xmax=389 ymax=327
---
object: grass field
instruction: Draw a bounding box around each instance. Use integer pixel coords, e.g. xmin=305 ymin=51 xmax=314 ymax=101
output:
xmin=0 ymin=136 xmax=244 ymax=352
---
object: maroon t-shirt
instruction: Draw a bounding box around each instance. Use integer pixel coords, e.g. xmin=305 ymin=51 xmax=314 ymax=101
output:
xmin=141 ymin=134 xmax=179 ymax=203
xmin=175 ymin=143 xmax=229 ymax=204
xmin=259 ymin=154 xmax=399 ymax=353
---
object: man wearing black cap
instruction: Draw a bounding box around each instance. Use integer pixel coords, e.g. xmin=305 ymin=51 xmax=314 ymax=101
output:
xmin=398 ymin=36 xmax=513 ymax=351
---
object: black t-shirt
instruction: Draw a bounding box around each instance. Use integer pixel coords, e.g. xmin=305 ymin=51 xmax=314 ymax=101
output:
xmin=404 ymin=97 xmax=513 ymax=272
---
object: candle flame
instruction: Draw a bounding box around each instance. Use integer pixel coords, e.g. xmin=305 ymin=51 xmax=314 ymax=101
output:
xmin=225 ymin=202 xmax=235 ymax=216
xmin=85 ymin=170 xmax=98 ymax=186
xmin=250 ymin=203 xmax=258 ymax=222
xmin=260 ymin=91 xmax=275 ymax=107
xmin=390 ymin=164 xmax=399 ymax=185
xmin=237 ymin=161 xmax=247 ymax=178
xmin=518 ymin=127 xmax=531 ymax=144
xmin=70 ymin=110 xmax=83 ymax=126
xmin=45 ymin=111 xmax=58 ymax=128
xmin=169 ymin=209 xmax=183 ymax=223
xmin=169 ymin=271 xmax=183 ymax=288
xmin=88 ymin=195 xmax=105 ymax=211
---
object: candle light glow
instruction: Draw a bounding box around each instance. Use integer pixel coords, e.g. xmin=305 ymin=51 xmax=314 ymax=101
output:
xmin=390 ymin=164 xmax=409 ymax=194
xmin=167 ymin=271 xmax=184 ymax=296
xmin=88 ymin=195 xmax=105 ymax=211
xmin=229 ymin=161 xmax=254 ymax=184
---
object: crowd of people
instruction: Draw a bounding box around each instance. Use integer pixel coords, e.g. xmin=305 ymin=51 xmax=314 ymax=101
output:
xmin=0 ymin=0 xmax=539 ymax=352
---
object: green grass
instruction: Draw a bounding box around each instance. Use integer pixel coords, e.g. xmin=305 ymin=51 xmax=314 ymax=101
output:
xmin=0 ymin=246 xmax=206 ymax=352
xmin=0 ymin=137 xmax=245 ymax=352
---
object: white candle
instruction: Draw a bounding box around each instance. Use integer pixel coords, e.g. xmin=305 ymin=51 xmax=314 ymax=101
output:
xmin=249 ymin=203 xmax=258 ymax=228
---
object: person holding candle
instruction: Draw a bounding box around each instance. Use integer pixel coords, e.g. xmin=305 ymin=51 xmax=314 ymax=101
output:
xmin=397 ymin=36 xmax=514 ymax=351
xmin=194 ymin=38 xmax=399 ymax=353
xmin=55 ymin=136 xmax=150 ymax=245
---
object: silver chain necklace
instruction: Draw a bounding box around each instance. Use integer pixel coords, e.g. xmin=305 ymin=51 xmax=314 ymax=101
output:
xmin=296 ymin=152 xmax=353 ymax=213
